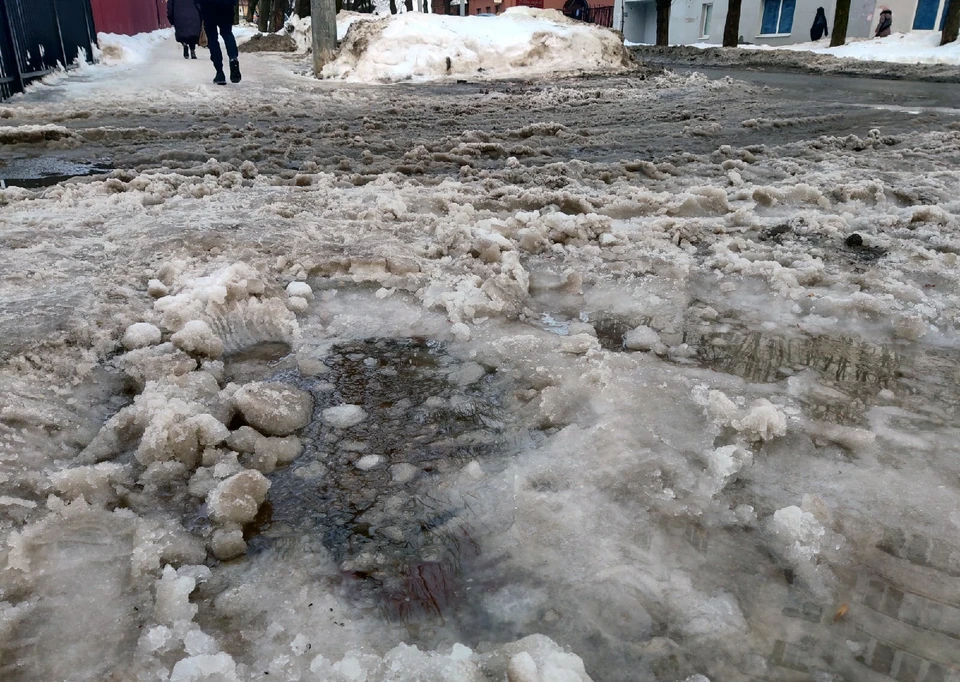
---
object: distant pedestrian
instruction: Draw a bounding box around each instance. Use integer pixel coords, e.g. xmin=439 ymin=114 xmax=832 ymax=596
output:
xmin=810 ymin=7 xmax=829 ymax=41
xmin=197 ymin=0 xmax=242 ymax=85
xmin=875 ymin=7 xmax=893 ymax=37
xmin=167 ymin=0 xmax=202 ymax=59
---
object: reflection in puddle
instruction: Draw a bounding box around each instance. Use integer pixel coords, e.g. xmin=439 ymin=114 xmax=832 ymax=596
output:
xmin=539 ymin=309 xmax=959 ymax=427
xmin=0 ymin=157 xmax=113 ymax=188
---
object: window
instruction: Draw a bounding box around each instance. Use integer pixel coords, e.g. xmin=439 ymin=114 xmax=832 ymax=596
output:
xmin=700 ymin=3 xmax=713 ymax=38
xmin=759 ymin=0 xmax=795 ymax=35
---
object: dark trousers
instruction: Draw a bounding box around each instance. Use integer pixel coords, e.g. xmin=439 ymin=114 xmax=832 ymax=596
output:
xmin=199 ymin=4 xmax=238 ymax=70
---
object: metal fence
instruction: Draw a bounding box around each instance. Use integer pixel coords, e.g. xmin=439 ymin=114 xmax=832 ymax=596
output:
xmin=0 ymin=0 xmax=97 ymax=100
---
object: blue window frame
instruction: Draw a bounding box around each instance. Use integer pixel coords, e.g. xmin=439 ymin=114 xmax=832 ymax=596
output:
xmin=914 ymin=0 xmax=940 ymax=29
xmin=760 ymin=0 xmax=796 ymax=34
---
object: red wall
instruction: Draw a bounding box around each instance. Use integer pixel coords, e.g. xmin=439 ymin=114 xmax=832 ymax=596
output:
xmin=90 ymin=0 xmax=169 ymax=36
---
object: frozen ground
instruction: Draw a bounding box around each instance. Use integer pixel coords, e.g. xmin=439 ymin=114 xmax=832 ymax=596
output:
xmin=2 ymin=28 xmax=960 ymax=682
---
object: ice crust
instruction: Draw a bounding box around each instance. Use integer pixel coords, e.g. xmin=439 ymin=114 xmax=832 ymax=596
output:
xmin=1 ymin=38 xmax=959 ymax=682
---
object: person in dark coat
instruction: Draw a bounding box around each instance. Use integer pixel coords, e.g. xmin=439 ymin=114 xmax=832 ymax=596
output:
xmin=875 ymin=7 xmax=893 ymax=37
xmin=810 ymin=7 xmax=829 ymax=41
xmin=167 ymin=0 xmax=202 ymax=59
xmin=197 ymin=0 xmax=241 ymax=86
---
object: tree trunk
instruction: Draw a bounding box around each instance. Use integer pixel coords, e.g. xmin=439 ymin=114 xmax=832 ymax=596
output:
xmin=405 ymin=0 xmax=413 ymax=10
xmin=259 ymin=0 xmax=273 ymax=31
xmin=389 ymin=0 xmax=398 ymax=13
xmin=247 ymin=0 xmax=259 ymax=22
xmin=942 ymin=0 xmax=960 ymax=44
xmin=830 ymin=0 xmax=851 ymax=47
xmin=722 ymin=0 xmax=742 ymax=46
xmin=655 ymin=0 xmax=671 ymax=46
xmin=273 ymin=0 xmax=286 ymax=29
xmin=297 ymin=0 xmax=312 ymax=17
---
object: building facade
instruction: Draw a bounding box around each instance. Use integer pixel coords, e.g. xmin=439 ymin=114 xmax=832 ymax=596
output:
xmin=614 ymin=0 xmax=954 ymax=46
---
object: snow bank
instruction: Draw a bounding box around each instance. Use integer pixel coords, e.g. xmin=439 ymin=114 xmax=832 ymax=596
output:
xmin=324 ymin=8 xmax=631 ymax=82
xmin=698 ymin=31 xmax=960 ymax=66
xmin=96 ymin=29 xmax=174 ymax=66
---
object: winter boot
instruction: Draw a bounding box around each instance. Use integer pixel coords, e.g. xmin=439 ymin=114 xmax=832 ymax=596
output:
xmin=229 ymin=59 xmax=241 ymax=84
xmin=190 ymin=47 xmax=197 ymax=59
xmin=213 ymin=69 xmax=226 ymax=85
xmin=183 ymin=44 xmax=190 ymax=59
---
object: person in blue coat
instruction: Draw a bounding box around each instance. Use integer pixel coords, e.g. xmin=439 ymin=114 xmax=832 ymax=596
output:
xmin=196 ymin=0 xmax=241 ymax=85
xmin=167 ymin=0 xmax=202 ymax=59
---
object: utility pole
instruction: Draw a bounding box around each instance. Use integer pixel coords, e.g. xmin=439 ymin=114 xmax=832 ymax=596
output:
xmin=311 ymin=0 xmax=337 ymax=76
xmin=460 ymin=0 xmax=465 ymax=16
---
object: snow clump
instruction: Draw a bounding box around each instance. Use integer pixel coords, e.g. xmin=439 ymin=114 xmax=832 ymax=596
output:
xmin=122 ymin=322 xmax=162 ymax=350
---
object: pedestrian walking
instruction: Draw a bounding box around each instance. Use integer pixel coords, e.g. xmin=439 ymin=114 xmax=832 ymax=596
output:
xmin=875 ymin=7 xmax=893 ymax=37
xmin=810 ymin=7 xmax=829 ymax=41
xmin=167 ymin=0 xmax=202 ymax=59
xmin=197 ymin=0 xmax=242 ymax=85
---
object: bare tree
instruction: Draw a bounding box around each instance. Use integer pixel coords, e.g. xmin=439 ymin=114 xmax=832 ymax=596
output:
xmin=722 ymin=0 xmax=742 ymax=47
xmin=942 ymin=0 xmax=960 ymax=44
xmin=655 ymin=0 xmax=670 ymax=46
xmin=830 ymin=0 xmax=851 ymax=47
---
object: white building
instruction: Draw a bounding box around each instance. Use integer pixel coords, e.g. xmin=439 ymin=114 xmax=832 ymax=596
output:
xmin=614 ymin=0 xmax=954 ymax=46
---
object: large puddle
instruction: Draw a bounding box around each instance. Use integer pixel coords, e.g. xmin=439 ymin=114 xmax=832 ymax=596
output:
xmin=224 ymin=338 xmax=531 ymax=623
xmin=0 ymin=157 xmax=112 ymax=189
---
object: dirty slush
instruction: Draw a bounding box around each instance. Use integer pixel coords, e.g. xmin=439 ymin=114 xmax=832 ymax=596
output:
xmin=1 ymin=55 xmax=960 ymax=682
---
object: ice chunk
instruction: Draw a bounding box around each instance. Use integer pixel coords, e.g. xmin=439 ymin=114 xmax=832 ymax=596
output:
xmin=771 ymin=505 xmax=825 ymax=562
xmin=184 ymin=628 xmax=219 ymax=656
xmin=321 ymin=404 xmax=367 ymax=429
xmin=623 ymin=325 xmax=660 ymax=351
xmin=287 ymin=296 xmax=309 ymax=313
xmin=148 ymin=278 xmax=169 ymax=298
xmin=234 ymin=382 xmax=313 ymax=436
xmin=211 ymin=528 xmax=246 ymax=560
xmin=291 ymin=633 xmax=311 ymax=656
xmin=286 ymin=281 xmax=314 ymax=300
xmin=169 ymin=653 xmax=239 ymax=682
xmin=733 ymin=399 xmax=787 ymax=441
xmin=507 ymin=652 xmax=539 ymax=682
xmin=172 ymin=320 xmax=225 ymax=359
xmin=206 ymin=470 xmax=270 ymax=525
xmin=391 ymin=463 xmax=419 ymax=484
xmin=122 ymin=322 xmax=162 ymax=350
xmin=452 ymin=322 xmax=471 ymax=342
xmin=354 ymin=454 xmax=384 ymax=471
xmin=154 ymin=565 xmax=199 ymax=627
xmin=50 ymin=462 xmax=130 ymax=506
xmin=225 ymin=425 xmax=262 ymax=453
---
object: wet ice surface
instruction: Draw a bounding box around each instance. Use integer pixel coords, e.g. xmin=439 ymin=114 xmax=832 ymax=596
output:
xmin=2 ymin=42 xmax=960 ymax=682
xmin=0 ymin=157 xmax=112 ymax=189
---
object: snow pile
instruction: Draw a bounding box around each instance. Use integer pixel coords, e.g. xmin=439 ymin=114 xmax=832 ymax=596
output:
xmin=337 ymin=10 xmax=381 ymax=41
xmin=700 ymin=31 xmax=960 ymax=66
xmin=96 ymin=29 xmax=174 ymax=66
xmin=323 ymin=7 xmax=631 ymax=82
